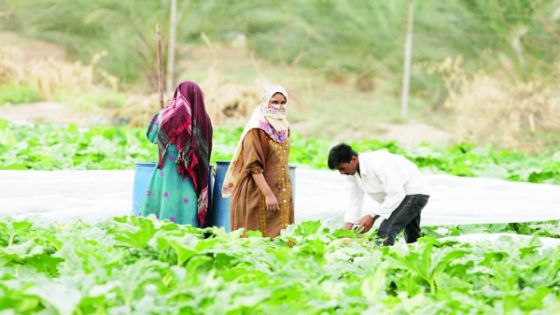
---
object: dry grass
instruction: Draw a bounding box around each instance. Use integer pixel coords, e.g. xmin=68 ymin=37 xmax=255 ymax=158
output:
xmin=0 ymin=43 xmax=266 ymax=127
xmin=199 ymin=67 xmax=262 ymax=125
xmin=110 ymin=93 xmax=161 ymax=126
xmin=0 ymin=47 xmax=118 ymax=99
xmin=430 ymin=57 xmax=560 ymax=151
xmin=110 ymin=68 xmax=262 ymax=127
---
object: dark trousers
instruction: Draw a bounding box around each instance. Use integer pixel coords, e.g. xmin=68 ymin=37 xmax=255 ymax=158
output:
xmin=377 ymin=194 xmax=430 ymax=246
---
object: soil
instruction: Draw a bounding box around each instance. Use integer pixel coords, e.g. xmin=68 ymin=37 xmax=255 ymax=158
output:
xmin=0 ymin=102 xmax=107 ymax=126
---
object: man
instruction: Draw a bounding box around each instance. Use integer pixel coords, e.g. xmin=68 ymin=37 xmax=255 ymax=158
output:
xmin=327 ymin=143 xmax=430 ymax=246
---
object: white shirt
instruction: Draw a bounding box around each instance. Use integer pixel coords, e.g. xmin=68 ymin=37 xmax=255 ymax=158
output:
xmin=344 ymin=151 xmax=430 ymax=223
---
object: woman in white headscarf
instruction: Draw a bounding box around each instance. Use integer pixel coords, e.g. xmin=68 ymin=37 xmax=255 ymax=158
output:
xmin=221 ymin=85 xmax=293 ymax=237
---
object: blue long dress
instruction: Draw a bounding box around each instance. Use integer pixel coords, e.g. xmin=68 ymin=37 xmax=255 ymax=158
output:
xmin=140 ymin=113 xmax=199 ymax=226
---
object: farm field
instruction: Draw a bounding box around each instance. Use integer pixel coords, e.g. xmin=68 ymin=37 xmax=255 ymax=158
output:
xmin=2 ymin=1 xmax=560 ymax=313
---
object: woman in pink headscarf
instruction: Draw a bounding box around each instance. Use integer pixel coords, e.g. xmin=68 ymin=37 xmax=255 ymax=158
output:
xmin=140 ymin=81 xmax=213 ymax=227
xmin=222 ymin=85 xmax=293 ymax=237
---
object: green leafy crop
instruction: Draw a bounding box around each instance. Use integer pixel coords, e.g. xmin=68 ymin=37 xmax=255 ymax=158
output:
xmin=1 ymin=120 xmax=559 ymax=184
xmin=1 ymin=216 xmax=559 ymax=314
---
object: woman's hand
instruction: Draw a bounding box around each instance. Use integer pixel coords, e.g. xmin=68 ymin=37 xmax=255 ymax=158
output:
xmin=252 ymin=173 xmax=280 ymax=211
xmin=265 ymin=192 xmax=280 ymax=211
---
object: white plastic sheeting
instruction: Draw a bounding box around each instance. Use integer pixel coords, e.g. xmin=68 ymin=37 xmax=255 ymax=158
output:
xmin=0 ymin=170 xmax=133 ymax=222
xmin=441 ymin=233 xmax=560 ymax=251
xmin=1 ymin=168 xmax=560 ymax=227
xmin=295 ymin=168 xmax=560 ymax=226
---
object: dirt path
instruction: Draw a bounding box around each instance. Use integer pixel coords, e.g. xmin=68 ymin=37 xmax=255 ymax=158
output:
xmin=0 ymin=102 xmax=99 ymax=126
xmin=1 ymin=101 xmax=453 ymax=145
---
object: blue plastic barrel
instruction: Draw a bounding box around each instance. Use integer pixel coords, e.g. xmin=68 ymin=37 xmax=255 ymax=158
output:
xmin=132 ymin=162 xmax=156 ymax=215
xmin=210 ymin=161 xmax=296 ymax=231
xmin=132 ymin=162 xmax=215 ymax=222
xmin=211 ymin=161 xmax=232 ymax=231
xmin=205 ymin=164 xmax=215 ymax=228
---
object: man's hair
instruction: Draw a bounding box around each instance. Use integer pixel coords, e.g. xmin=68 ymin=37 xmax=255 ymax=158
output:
xmin=328 ymin=143 xmax=358 ymax=169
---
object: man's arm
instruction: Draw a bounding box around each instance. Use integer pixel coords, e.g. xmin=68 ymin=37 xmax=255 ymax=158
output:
xmin=342 ymin=178 xmax=365 ymax=229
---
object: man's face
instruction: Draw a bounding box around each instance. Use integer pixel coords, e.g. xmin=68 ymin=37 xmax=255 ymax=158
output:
xmin=337 ymin=156 xmax=358 ymax=175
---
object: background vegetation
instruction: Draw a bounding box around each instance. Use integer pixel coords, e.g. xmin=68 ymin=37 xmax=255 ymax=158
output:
xmin=1 ymin=0 xmax=560 ymax=149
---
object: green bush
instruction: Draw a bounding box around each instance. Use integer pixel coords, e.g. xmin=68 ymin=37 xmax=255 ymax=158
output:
xmin=0 ymin=82 xmax=42 ymax=105
xmin=2 ymin=0 xmax=558 ymax=85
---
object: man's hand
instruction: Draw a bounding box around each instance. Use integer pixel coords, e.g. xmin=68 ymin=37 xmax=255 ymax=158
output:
xmin=342 ymin=214 xmax=375 ymax=234
xmin=342 ymin=222 xmax=354 ymax=230
xmin=356 ymin=214 xmax=375 ymax=233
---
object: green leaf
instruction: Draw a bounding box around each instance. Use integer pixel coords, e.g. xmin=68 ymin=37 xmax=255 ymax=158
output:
xmin=108 ymin=216 xmax=157 ymax=249
xmin=294 ymin=221 xmax=322 ymax=236
xmin=27 ymin=282 xmax=82 ymax=315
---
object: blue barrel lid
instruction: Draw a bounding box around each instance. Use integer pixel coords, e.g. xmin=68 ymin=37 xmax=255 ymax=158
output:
xmin=135 ymin=162 xmax=157 ymax=167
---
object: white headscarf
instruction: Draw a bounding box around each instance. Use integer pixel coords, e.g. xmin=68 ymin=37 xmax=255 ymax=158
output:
xmin=221 ymin=85 xmax=290 ymax=197
xmin=259 ymin=85 xmax=289 ymax=123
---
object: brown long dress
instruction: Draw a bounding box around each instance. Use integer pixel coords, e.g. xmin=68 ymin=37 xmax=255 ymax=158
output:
xmin=230 ymin=128 xmax=294 ymax=237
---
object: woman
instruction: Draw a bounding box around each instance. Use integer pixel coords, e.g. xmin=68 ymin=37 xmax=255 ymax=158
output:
xmin=222 ymin=85 xmax=293 ymax=237
xmin=141 ymin=81 xmax=213 ymax=227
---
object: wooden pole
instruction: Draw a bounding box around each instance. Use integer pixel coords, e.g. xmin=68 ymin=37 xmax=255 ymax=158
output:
xmin=156 ymin=24 xmax=164 ymax=109
xmin=166 ymin=0 xmax=177 ymax=96
xmin=400 ymin=0 xmax=415 ymax=117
